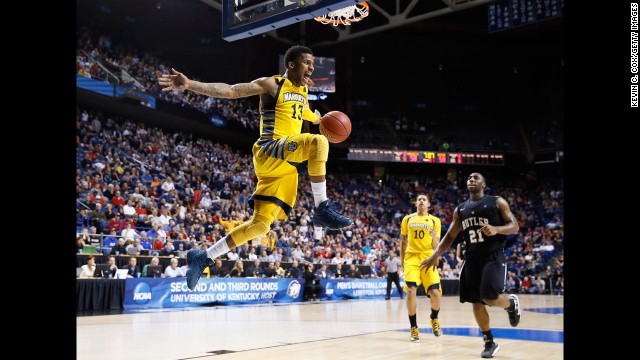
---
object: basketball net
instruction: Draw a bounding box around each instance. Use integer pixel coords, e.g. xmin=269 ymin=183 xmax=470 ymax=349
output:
xmin=313 ymin=2 xmax=369 ymax=26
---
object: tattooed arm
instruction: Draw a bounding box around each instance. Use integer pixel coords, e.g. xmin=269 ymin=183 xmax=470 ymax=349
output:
xmin=158 ymin=68 xmax=276 ymax=99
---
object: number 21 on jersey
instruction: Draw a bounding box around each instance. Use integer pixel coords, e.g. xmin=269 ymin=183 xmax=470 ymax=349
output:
xmin=468 ymin=229 xmax=485 ymax=243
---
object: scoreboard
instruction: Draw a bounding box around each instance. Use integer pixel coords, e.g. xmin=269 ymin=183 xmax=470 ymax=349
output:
xmin=488 ymin=0 xmax=564 ymax=33
xmin=347 ymin=148 xmax=505 ymax=166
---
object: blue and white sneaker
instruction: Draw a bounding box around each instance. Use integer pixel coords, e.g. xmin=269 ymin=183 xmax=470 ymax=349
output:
xmin=313 ymin=199 xmax=353 ymax=230
xmin=507 ymin=294 xmax=521 ymax=327
xmin=186 ymin=249 xmax=209 ymax=290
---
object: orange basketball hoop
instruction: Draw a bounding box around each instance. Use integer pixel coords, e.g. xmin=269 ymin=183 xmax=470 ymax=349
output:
xmin=313 ymin=1 xmax=369 ymax=26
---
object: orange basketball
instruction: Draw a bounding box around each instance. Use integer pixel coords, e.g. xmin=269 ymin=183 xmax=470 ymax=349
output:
xmin=319 ymin=111 xmax=351 ymax=143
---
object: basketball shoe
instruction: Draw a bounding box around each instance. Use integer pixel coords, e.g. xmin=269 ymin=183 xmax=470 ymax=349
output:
xmin=506 ymin=294 xmax=521 ymax=327
xmin=410 ymin=326 xmax=420 ymax=342
xmin=186 ymin=249 xmax=210 ymax=290
xmin=481 ymin=341 xmax=501 ymax=358
xmin=430 ymin=318 xmax=442 ymax=337
xmin=313 ymin=199 xmax=353 ymax=229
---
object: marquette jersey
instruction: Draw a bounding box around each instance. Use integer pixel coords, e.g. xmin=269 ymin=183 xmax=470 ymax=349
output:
xmin=457 ymin=195 xmax=506 ymax=256
xmin=401 ymin=213 xmax=441 ymax=255
xmin=258 ymin=76 xmax=317 ymax=141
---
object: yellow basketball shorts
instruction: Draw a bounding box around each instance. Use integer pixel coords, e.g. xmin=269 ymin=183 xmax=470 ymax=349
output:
xmin=403 ymin=252 xmax=442 ymax=295
xmin=251 ymin=133 xmax=317 ymax=220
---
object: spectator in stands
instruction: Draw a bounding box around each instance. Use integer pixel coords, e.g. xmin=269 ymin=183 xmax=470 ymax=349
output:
xmin=102 ymin=229 xmax=119 ymax=252
xmin=91 ymin=203 xmax=107 ymax=233
xmin=78 ymin=255 xmax=96 ymax=278
xmin=123 ymin=257 xmax=139 ymax=278
xmin=164 ymin=258 xmax=184 ymax=278
xmin=246 ymin=247 xmax=258 ymax=261
xmin=161 ymin=176 xmax=176 ymax=193
xmin=147 ymin=224 xmax=160 ymax=240
xmin=159 ymin=241 xmax=176 ymax=257
xmin=303 ymin=249 xmax=314 ymax=264
xmin=120 ymin=222 xmax=139 ymax=244
xmin=554 ymin=275 xmax=564 ymax=295
xmin=230 ymin=260 xmax=245 ymax=278
xmin=285 ymin=260 xmax=303 ymax=278
xmin=209 ymin=259 xmax=229 ymax=278
xmin=247 ymin=259 xmax=264 ymax=278
xmin=315 ymin=263 xmax=332 ymax=280
xmin=531 ymin=276 xmax=546 ymax=294
xmin=333 ymin=263 xmax=345 ymax=279
xmin=123 ymin=199 xmax=136 ymax=218
xmin=303 ymin=263 xmax=321 ymax=300
xmin=107 ymin=213 xmax=124 ymax=233
xmin=347 ymin=264 xmax=362 ymax=279
xmin=112 ymin=190 xmax=126 ymax=207
xmin=554 ymin=254 xmax=564 ymax=273
xmin=138 ymin=231 xmax=152 ymax=250
xmin=76 ymin=236 xmax=86 ymax=253
xmin=160 ymin=46 xmax=353 ymax=291
xmin=290 ymin=246 xmax=303 ymax=261
xmin=110 ymin=238 xmax=127 ymax=256
xmin=366 ymin=262 xmax=379 ymax=278
xmin=520 ymin=276 xmax=532 ymax=293
xmin=274 ymin=261 xmax=286 ymax=278
xmin=264 ymin=261 xmax=277 ymax=278
xmin=272 ymin=248 xmax=283 ymax=263
xmin=142 ymin=257 xmax=161 ymax=278
xmin=105 ymin=256 xmax=118 ymax=278
xmin=505 ymin=275 xmax=517 ymax=293
xmin=125 ymin=239 xmax=144 ymax=256
xmin=152 ymin=236 xmax=164 ymax=255
xmin=226 ymin=248 xmax=239 ymax=261
xmin=78 ymin=227 xmax=91 ymax=243
xmin=258 ymin=249 xmax=270 ymax=262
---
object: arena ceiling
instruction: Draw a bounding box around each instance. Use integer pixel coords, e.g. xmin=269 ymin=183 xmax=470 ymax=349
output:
xmin=200 ymin=0 xmax=510 ymax=47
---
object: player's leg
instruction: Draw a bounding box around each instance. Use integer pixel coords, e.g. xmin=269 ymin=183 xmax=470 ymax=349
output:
xmin=473 ymin=303 xmax=501 ymax=358
xmin=460 ymin=258 xmax=500 ymax=357
xmin=403 ymin=253 xmax=421 ymax=342
xmin=422 ymin=263 xmax=443 ymax=337
xmin=185 ymin=200 xmax=278 ymax=290
xmin=479 ymin=255 xmax=521 ymax=327
xmin=394 ymin=273 xmax=403 ymax=298
xmin=284 ymin=133 xmax=352 ymax=229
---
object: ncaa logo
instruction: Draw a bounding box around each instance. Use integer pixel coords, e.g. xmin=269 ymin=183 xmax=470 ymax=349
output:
xmin=287 ymin=280 xmax=301 ymax=299
xmin=325 ymin=282 xmax=334 ymax=295
xmin=133 ymin=282 xmax=152 ymax=304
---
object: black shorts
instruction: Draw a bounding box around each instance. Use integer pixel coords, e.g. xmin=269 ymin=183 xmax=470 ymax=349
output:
xmin=459 ymin=250 xmax=507 ymax=304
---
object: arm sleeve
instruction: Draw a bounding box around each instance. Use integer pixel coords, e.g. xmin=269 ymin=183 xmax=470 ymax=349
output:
xmin=302 ymin=105 xmax=318 ymax=123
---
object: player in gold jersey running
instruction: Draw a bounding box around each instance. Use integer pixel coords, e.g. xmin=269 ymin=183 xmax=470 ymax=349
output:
xmin=400 ymin=194 xmax=443 ymax=342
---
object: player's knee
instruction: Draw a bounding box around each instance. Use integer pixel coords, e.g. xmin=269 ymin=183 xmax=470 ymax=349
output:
xmin=245 ymin=217 xmax=271 ymax=239
xmin=311 ymin=134 xmax=329 ymax=159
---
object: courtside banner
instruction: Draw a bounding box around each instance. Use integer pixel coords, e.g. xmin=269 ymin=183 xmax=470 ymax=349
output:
xmin=124 ymin=278 xmax=305 ymax=309
xmin=320 ymin=278 xmax=404 ymax=300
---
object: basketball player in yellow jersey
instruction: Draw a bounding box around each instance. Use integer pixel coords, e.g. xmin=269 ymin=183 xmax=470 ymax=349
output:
xmin=159 ymin=45 xmax=353 ymax=290
xmin=400 ymin=194 xmax=443 ymax=342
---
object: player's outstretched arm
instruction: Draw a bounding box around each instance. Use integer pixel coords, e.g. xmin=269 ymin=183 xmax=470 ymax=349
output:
xmin=158 ymin=68 xmax=275 ymax=99
xmin=420 ymin=208 xmax=461 ymax=272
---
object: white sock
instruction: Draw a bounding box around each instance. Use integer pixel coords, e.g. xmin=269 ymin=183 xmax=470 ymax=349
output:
xmin=206 ymin=236 xmax=230 ymax=259
xmin=311 ymin=181 xmax=328 ymax=207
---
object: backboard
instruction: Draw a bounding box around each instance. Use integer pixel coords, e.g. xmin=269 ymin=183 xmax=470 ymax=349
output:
xmin=222 ymin=0 xmax=362 ymax=41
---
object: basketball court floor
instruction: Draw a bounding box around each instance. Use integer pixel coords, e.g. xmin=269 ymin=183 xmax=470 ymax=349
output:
xmin=77 ymin=294 xmax=563 ymax=359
